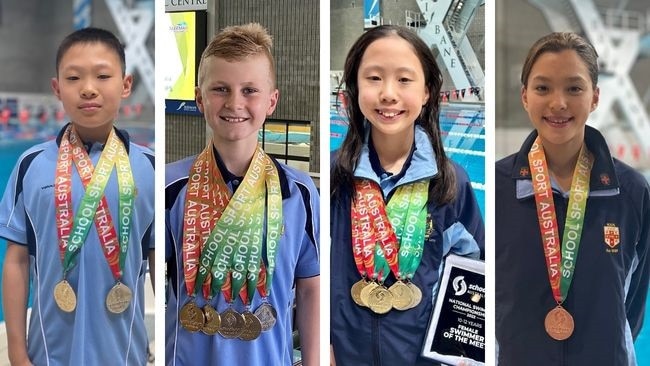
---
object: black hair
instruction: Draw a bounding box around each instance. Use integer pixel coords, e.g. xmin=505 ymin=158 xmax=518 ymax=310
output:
xmin=55 ymin=27 xmax=126 ymax=76
xmin=331 ymin=25 xmax=456 ymax=204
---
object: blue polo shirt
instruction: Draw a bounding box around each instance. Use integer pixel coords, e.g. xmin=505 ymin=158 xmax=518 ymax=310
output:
xmin=0 ymin=124 xmax=155 ymax=365
xmin=165 ymin=149 xmax=320 ymax=366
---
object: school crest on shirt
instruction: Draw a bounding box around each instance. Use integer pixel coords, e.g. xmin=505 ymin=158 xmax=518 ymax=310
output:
xmin=604 ymin=223 xmax=620 ymax=250
xmin=600 ymin=173 xmax=611 ymax=186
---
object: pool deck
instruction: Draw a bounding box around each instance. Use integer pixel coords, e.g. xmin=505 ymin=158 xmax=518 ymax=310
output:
xmin=0 ymin=275 xmax=155 ymax=365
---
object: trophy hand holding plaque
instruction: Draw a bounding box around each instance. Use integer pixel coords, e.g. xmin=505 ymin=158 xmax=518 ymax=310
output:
xmin=421 ymin=254 xmax=485 ymax=365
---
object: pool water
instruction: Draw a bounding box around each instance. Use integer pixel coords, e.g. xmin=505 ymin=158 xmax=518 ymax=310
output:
xmin=638 ymin=315 xmax=650 ymax=363
xmin=439 ymin=104 xmax=485 ymax=218
xmin=0 ymin=139 xmax=44 ymax=321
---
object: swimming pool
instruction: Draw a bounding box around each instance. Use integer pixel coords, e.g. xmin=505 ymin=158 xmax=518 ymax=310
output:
xmin=0 ymin=139 xmax=44 ymax=322
xmin=439 ymin=104 xmax=485 ymax=218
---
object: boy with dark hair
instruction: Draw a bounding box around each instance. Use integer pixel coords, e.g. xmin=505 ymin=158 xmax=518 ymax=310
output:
xmin=0 ymin=27 xmax=155 ymax=365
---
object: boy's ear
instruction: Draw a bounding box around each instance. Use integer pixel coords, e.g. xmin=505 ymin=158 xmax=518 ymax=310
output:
xmin=266 ymin=89 xmax=279 ymax=116
xmin=195 ymin=87 xmax=204 ymax=113
xmin=51 ymin=78 xmax=61 ymax=100
xmin=121 ymin=75 xmax=133 ymax=99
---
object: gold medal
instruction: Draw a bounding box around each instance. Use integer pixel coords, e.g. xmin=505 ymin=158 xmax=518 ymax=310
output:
xmin=53 ymin=279 xmax=77 ymax=313
xmin=179 ymin=301 xmax=205 ymax=332
xmin=219 ymin=307 xmax=245 ymax=339
xmin=545 ymin=305 xmax=574 ymax=340
xmin=388 ymin=281 xmax=413 ymax=311
xmin=106 ymin=282 xmax=132 ymax=314
xmin=359 ymin=281 xmax=378 ymax=307
xmin=201 ymin=304 xmax=221 ymax=335
xmin=238 ymin=311 xmax=263 ymax=341
xmin=406 ymin=282 xmax=422 ymax=309
xmin=254 ymin=302 xmax=277 ymax=332
xmin=350 ymin=279 xmax=368 ymax=306
xmin=367 ymin=286 xmax=394 ymax=314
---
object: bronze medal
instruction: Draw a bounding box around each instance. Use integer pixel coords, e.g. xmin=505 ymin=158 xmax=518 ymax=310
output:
xmin=218 ymin=307 xmax=245 ymax=338
xmin=350 ymin=279 xmax=368 ymax=306
xmin=201 ymin=304 xmax=221 ymax=335
xmin=406 ymin=282 xmax=422 ymax=309
xmin=254 ymin=302 xmax=278 ymax=332
xmin=238 ymin=311 xmax=263 ymax=341
xmin=544 ymin=306 xmax=574 ymax=340
xmin=53 ymin=279 xmax=77 ymax=313
xmin=388 ymin=281 xmax=413 ymax=311
xmin=359 ymin=281 xmax=378 ymax=307
xmin=179 ymin=301 xmax=205 ymax=332
xmin=106 ymin=282 xmax=132 ymax=314
xmin=367 ymin=286 xmax=394 ymax=314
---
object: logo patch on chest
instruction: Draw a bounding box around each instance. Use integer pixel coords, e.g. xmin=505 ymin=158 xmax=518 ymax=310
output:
xmin=604 ymin=223 xmax=620 ymax=251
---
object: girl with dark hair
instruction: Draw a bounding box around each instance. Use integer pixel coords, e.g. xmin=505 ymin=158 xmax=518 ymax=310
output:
xmin=496 ymin=32 xmax=650 ymax=365
xmin=330 ymin=25 xmax=484 ymax=365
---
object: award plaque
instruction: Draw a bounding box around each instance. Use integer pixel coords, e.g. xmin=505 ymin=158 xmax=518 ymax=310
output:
xmin=422 ymin=254 xmax=485 ymax=365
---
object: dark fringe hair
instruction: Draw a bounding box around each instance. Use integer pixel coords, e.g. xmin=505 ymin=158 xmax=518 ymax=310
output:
xmin=331 ymin=25 xmax=456 ymax=205
xmin=56 ymin=27 xmax=126 ymax=76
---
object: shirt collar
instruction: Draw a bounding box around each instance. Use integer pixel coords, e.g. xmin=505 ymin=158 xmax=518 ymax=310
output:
xmin=211 ymin=144 xmax=291 ymax=199
xmin=511 ymin=125 xmax=619 ymax=199
xmin=367 ymin=132 xmax=415 ymax=183
xmin=354 ymin=125 xmax=438 ymax=196
xmin=55 ymin=122 xmax=131 ymax=153
xmin=212 ymin=145 xmax=243 ymax=185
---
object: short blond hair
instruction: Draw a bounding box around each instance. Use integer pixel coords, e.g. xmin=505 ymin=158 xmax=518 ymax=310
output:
xmin=198 ymin=23 xmax=276 ymax=87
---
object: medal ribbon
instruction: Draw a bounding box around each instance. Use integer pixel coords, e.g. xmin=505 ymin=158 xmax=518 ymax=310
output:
xmin=256 ymin=262 xmax=269 ymax=298
xmin=528 ymin=137 xmax=593 ymax=303
xmin=212 ymin=146 xmax=266 ymax=302
xmin=351 ymin=180 xmax=379 ymax=280
xmin=181 ymin=144 xmax=281 ymax=304
xmin=55 ymin=126 xmax=134 ymax=280
xmin=387 ymin=180 xmax=428 ymax=280
xmin=351 ymin=179 xmax=428 ymax=282
xmin=181 ymin=145 xmax=227 ymax=299
xmin=260 ymin=161 xmax=282 ymax=297
xmin=362 ymin=182 xmax=398 ymax=282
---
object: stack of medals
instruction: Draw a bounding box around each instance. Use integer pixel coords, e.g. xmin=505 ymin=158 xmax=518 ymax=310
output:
xmin=53 ymin=126 xmax=135 ymax=314
xmin=178 ymin=143 xmax=282 ymax=340
xmin=528 ymin=138 xmax=593 ymax=341
xmin=350 ymin=179 xmax=429 ymax=314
